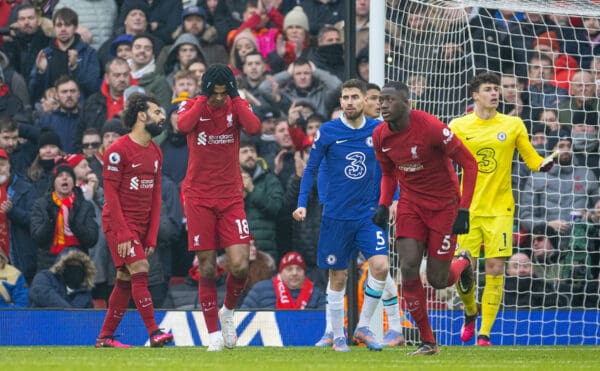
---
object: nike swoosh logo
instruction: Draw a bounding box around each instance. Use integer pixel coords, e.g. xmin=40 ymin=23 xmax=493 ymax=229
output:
xmin=437 ymin=250 xmax=450 ymax=255
xmin=240 ymin=235 xmax=249 ymax=239
xmin=382 ymin=147 xmax=392 ymax=152
xmin=199 ymin=117 xmax=211 ymax=121
xmin=375 ymin=246 xmax=387 ymax=251
xmin=466 ymin=136 xmax=475 ymax=140
xmin=132 ymin=163 xmax=142 ymax=168
xmin=336 ymin=139 xmax=348 ymax=144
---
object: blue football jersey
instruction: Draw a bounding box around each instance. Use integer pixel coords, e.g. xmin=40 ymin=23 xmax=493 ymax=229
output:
xmin=298 ymin=115 xmax=382 ymax=220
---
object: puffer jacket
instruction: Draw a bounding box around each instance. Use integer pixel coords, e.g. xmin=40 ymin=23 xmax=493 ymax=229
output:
xmin=30 ymin=187 xmax=99 ymax=271
xmin=240 ymin=277 xmax=326 ymax=309
xmin=244 ymin=158 xmax=283 ymax=261
xmin=29 ymin=249 xmax=96 ymax=308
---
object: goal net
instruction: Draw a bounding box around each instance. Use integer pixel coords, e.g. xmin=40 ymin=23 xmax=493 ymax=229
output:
xmin=384 ymin=0 xmax=600 ymax=345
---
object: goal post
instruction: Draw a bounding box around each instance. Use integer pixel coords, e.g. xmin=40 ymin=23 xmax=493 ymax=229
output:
xmin=374 ymin=0 xmax=600 ymax=345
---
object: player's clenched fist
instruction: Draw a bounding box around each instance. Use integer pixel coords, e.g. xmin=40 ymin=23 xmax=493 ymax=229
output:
xmin=292 ymin=207 xmax=306 ymax=222
xmin=372 ymin=205 xmax=389 ymax=228
xmin=451 ymin=208 xmax=470 ymax=234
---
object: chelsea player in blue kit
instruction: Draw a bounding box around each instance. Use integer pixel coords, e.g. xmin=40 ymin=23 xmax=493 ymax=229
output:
xmin=293 ymin=79 xmax=390 ymax=352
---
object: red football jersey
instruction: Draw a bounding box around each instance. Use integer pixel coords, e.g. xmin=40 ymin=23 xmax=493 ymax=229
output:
xmin=373 ymin=110 xmax=476 ymax=210
xmin=102 ymin=134 xmax=162 ymax=246
xmin=178 ymin=95 xmax=261 ymax=199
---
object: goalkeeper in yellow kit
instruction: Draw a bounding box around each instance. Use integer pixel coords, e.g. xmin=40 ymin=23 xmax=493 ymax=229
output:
xmin=449 ymin=72 xmax=558 ymax=346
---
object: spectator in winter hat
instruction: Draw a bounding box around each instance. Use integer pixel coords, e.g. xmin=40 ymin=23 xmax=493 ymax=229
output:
xmin=28 ymin=129 xmax=65 ymax=195
xmin=240 ymin=251 xmax=326 ymax=309
xmin=30 ymin=159 xmax=98 ymax=271
xmin=266 ymin=6 xmax=310 ymax=72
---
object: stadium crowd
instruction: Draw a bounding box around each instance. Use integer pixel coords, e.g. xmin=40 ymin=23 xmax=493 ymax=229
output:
xmin=0 ymin=0 xmax=598 ymax=314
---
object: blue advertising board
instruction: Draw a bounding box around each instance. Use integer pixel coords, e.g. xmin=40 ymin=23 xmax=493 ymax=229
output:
xmin=0 ymin=310 xmax=598 ymax=346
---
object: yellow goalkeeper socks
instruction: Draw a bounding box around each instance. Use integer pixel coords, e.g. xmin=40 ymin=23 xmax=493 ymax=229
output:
xmin=479 ymin=274 xmax=504 ymax=337
xmin=456 ymin=277 xmax=478 ymax=316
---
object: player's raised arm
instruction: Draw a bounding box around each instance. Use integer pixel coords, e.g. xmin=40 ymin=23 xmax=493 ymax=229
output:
xmin=222 ymin=66 xmax=261 ymax=136
xmin=514 ymin=120 xmax=557 ymax=172
xmin=177 ymin=95 xmax=208 ymax=133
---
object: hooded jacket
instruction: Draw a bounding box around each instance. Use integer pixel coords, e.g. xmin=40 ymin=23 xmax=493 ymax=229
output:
xmin=161 ymin=33 xmax=206 ymax=86
xmin=170 ymin=22 xmax=228 ymax=66
xmin=28 ymin=249 xmax=96 ymax=308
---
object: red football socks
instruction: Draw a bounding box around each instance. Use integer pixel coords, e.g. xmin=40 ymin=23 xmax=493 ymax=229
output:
xmin=447 ymin=258 xmax=469 ymax=286
xmin=99 ymin=279 xmax=131 ymax=338
xmin=223 ymin=273 xmax=247 ymax=310
xmin=199 ymin=277 xmax=219 ymax=333
xmin=402 ymin=277 xmax=436 ymax=344
xmin=131 ymin=272 xmax=159 ymax=336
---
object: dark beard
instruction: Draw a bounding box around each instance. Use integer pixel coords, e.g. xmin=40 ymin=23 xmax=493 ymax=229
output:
xmin=146 ymin=123 xmax=163 ymax=137
xmin=345 ymin=110 xmax=363 ymax=121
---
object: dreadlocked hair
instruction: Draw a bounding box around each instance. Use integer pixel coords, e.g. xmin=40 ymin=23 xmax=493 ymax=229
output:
xmin=201 ymin=63 xmax=234 ymax=92
xmin=122 ymin=93 xmax=159 ymax=129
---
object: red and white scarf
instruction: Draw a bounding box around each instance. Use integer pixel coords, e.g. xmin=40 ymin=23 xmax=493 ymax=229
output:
xmin=50 ymin=192 xmax=80 ymax=254
xmin=273 ymin=274 xmax=314 ymax=309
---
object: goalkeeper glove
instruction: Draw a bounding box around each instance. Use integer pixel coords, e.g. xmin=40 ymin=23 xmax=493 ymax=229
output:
xmin=372 ymin=205 xmax=389 ymax=228
xmin=451 ymin=208 xmax=470 ymax=235
xmin=539 ymin=150 xmax=560 ymax=172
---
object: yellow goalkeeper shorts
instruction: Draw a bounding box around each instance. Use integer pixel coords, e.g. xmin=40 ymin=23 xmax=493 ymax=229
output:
xmin=455 ymin=215 xmax=513 ymax=259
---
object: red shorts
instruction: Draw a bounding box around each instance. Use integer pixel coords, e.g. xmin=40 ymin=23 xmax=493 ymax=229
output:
xmin=185 ymin=196 xmax=250 ymax=251
xmin=105 ymin=226 xmax=148 ymax=268
xmin=395 ymin=198 xmax=458 ymax=261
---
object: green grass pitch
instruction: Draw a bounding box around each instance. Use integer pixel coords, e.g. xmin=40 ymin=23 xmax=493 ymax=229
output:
xmin=2 ymin=346 xmax=599 ymax=370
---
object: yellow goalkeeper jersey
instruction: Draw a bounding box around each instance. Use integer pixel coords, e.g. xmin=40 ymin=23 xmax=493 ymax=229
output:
xmin=449 ymin=112 xmax=544 ymax=217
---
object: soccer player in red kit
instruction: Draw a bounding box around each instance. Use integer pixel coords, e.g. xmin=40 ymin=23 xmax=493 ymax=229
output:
xmin=95 ymin=93 xmax=173 ymax=348
xmin=178 ymin=63 xmax=261 ymax=351
xmin=371 ymin=82 xmax=478 ymax=356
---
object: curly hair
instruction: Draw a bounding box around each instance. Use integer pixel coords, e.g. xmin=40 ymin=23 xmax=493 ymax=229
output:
xmin=122 ymin=93 xmax=159 ymax=129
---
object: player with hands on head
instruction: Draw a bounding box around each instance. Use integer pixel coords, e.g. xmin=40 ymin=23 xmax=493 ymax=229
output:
xmin=448 ymin=72 xmax=559 ymax=347
xmin=178 ymin=63 xmax=261 ymax=351
xmin=96 ymin=93 xmax=173 ymax=348
xmin=373 ymin=81 xmax=479 ymax=356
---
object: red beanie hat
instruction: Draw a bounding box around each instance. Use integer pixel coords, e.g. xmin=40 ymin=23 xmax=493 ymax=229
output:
xmin=279 ymin=252 xmax=306 ymax=273
xmin=533 ymin=31 xmax=560 ymax=52
xmin=65 ymin=154 xmax=86 ymax=168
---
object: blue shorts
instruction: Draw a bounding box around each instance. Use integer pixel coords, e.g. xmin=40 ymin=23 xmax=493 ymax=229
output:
xmin=317 ymin=216 xmax=387 ymax=270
